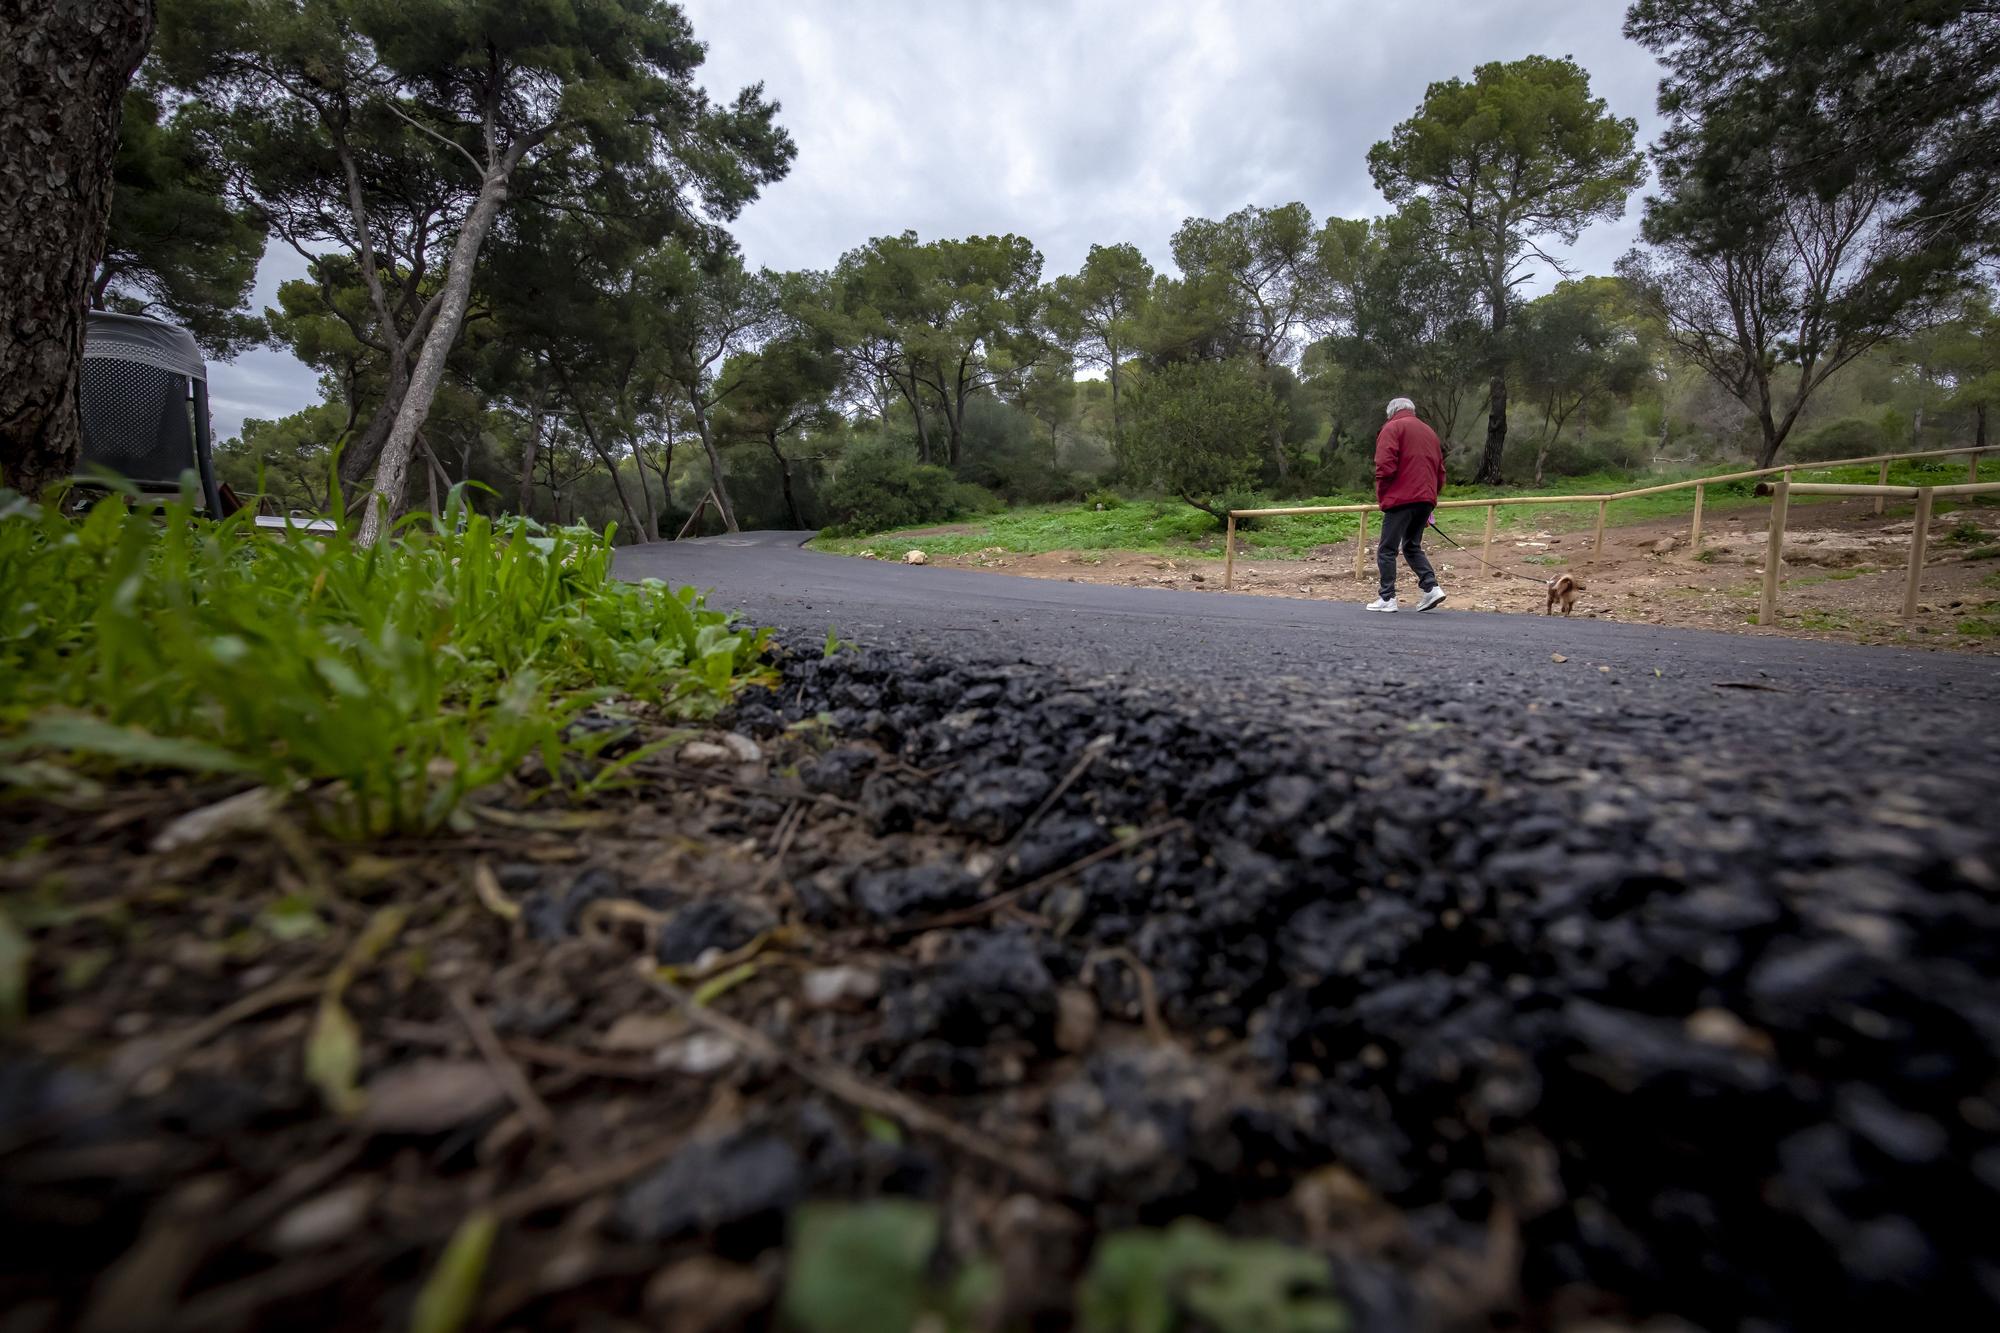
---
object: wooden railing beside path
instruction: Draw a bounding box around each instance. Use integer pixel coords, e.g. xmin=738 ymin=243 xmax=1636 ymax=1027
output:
xmin=1223 ymin=444 xmax=1995 ymax=622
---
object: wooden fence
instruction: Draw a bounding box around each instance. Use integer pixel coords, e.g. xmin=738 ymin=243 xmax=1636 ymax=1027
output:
xmin=1223 ymin=443 xmax=1994 ymax=621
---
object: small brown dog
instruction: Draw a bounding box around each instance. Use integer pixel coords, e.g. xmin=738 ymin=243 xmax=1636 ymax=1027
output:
xmin=1546 ymin=574 xmax=1584 ymax=616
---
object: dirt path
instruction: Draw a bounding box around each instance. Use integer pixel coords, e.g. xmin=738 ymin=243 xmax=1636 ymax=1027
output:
xmin=896 ymin=500 xmax=2000 ymax=654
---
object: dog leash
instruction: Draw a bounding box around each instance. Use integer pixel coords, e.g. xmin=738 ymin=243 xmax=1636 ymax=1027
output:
xmin=1424 ymin=515 xmax=1562 ymax=586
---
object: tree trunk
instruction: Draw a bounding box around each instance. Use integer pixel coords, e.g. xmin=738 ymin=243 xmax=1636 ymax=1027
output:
xmin=562 ymin=384 xmax=647 ymax=542
xmin=1756 ymin=418 xmax=1783 ymax=469
xmin=767 ymin=433 xmax=804 ymax=528
xmin=892 ymin=372 xmax=930 ymax=463
xmin=635 ymin=444 xmax=659 ymax=542
xmin=1108 ymin=360 xmax=1123 ymax=456
xmin=517 ymin=393 xmax=542 ymax=518
xmin=689 ymin=397 xmax=739 ymax=532
xmin=1476 ymin=293 xmax=1509 ymax=485
xmin=357 ymin=168 xmax=509 ymax=545
xmin=1977 ymin=403 xmax=1988 ymax=452
xmin=0 ymin=0 xmax=155 ymax=499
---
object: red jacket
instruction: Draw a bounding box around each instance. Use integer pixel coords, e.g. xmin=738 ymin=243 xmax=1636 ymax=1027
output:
xmin=1374 ymin=409 xmax=1445 ymax=510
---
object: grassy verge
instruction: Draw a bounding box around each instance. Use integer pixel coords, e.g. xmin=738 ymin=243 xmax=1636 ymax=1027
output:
xmin=814 ymin=457 xmax=1992 ymax=562
xmin=0 ymin=488 xmax=772 ymax=837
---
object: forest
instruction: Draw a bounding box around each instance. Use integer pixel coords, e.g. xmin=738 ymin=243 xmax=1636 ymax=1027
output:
xmin=77 ymin=1 xmax=2000 ymax=543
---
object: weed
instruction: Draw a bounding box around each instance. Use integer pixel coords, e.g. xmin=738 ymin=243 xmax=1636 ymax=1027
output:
xmin=1964 ymin=545 xmax=2000 ymax=561
xmin=0 ymin=487 xmax=771 ymax=836
xmin=1796 ymin=609 xmax=1858 ymax=632
xmin=1693 ymin=548 xmax=1718 ymax=564
xmin=1945 ymin=521 xmax=1987 ymax=546
xmin=1958 ymin=617 xmax=2000 ymax=639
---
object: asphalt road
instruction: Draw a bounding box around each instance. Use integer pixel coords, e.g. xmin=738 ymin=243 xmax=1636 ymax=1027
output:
xmin=617 ymin=532 xmax=2000 ymax=1324
xmin=615 ymin=530 xmax=2000 ymax=711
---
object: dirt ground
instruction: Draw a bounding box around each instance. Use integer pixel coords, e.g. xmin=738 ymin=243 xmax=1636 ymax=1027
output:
xmin=905 ymin=500 xmax=2000 ymax=655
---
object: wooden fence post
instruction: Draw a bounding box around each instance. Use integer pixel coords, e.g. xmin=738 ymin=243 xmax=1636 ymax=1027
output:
xmin=1758 ymin=477 xmax=1790 ymax=626
xmin=1353 ymin=508 xmax=1369 ymax=582
xmin=1876 ymin=460 xmax=1890 ymax=515
xmin=1224 ymin=514 xmax=1237 ymax=590
xmin=1591 ymin=499 xmax=1608 ymax=569
xmin=1903 ymin=487 xmax=1935 ymax=620
xmin=1481 ymin=503 xmax=1497 ymax=577
xmin=1691 ymin=483 xmax=1705 ymax=549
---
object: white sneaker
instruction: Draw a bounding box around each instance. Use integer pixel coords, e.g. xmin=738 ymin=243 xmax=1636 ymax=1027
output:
xmin=1415 ymin=586 xmax=1447 ymax=612
xmin=1365 ymin=597 xmax=1398 ymax=613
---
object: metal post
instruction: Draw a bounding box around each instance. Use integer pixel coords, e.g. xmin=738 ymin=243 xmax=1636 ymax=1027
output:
xmin=1903 ymin=487 xmax=1935 ymax=620
xmin=1758 ymin=478 xmax=1790 ymax=626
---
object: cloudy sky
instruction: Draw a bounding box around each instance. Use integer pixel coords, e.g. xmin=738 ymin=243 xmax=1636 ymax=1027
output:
xmin=211 ymin=0 xmax=1667 ymax=439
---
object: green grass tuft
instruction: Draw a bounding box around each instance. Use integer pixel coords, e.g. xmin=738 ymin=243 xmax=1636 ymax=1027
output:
xmin=0 ymin=488 xmax=771 ymax=837
xmin=813 ymin=458 xmax=1973 ymax=562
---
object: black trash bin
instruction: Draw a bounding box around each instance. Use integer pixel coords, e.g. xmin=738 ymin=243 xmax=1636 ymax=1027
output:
xmin=78 ymin=311 xmax=223 ymax=516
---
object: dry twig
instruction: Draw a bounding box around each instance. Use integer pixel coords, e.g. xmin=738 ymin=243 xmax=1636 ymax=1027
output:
xmin=639 ymin=971 xmax=1062 ymax=1193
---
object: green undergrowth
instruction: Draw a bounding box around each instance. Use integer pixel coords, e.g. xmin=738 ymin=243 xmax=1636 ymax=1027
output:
xmin=0 ymin=487 xmax=772 ymax=837
xmin=780 ymin=1201 xmax=1348 ymax=1333
xmin=814 ymin=457 xmax=1986 ymax=562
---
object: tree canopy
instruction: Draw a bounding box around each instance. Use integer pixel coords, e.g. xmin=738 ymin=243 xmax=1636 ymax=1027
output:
xmin=1369 ymin=55 xmax=1645 ymax=483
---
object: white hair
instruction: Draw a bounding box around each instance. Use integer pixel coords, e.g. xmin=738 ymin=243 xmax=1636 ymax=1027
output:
xmin=1385 ymin=397 xmax=1416 ymax=418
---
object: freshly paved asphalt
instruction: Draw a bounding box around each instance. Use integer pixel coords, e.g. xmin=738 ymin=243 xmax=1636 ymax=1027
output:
xmin=615 ymin=530 xmax=2000 ymax=713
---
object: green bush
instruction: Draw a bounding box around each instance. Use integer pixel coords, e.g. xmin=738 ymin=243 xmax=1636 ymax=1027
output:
xmin=1789 ymin=416 xmax=1891 ymax=463
xmin=955 ymin=398 xmax=1087 ymax=504
xmin=1082 ymin=488 xmax=1124 ymax=510
xmin=818 ymin=438 xmax=993 ymax=537
xmin=1504 ymin=431 xmax=1647 ymax=481
xmin=0 ymin=488 xmax=770 ymax=836
xmin=1121 ymin=360 xmax=1281 ymax=521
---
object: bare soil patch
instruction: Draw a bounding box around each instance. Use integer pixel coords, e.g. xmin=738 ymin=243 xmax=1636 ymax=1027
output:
xmin=906 ymin=500 xmax=2000 ymax=654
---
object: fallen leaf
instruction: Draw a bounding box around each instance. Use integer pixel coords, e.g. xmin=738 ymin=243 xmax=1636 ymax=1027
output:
xmin=691 ymin=962 xmax=758 ymax=1007
xmin=150 ymin=785 xmax=284 ymax=853
xmin=410 ymin=1210 xmax=498 ymax=1333
xmin=271 ymin=1181 xmax=378 ymax=1253
xmin=306 ymin=998 xmax=363 ymax=1117
xmin=470 ymin=861 xmax=519 ymax=923
xmin=656 ymin=1033 xmax=739 ymax=1076
xmin=600 ymin=1012 xmax=684 ymax=1052
xmin=358 ymin=1059 xmax=508 ymax=1135
xmin=0 ymin=907 xmax=29 ymax=1028
xmin=644 ymin=1255 xmax=770 ymax=1332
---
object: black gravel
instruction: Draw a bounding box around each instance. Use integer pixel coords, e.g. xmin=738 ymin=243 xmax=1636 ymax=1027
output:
xmin=715 ymin=609 xmax=2000 ymax=1330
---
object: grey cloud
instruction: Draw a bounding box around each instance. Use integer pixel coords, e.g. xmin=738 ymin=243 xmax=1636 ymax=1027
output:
xmin=213 ymin=0 xmax=1669 ymax=430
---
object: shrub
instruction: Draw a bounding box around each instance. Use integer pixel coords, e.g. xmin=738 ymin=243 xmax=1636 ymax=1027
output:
xmin=1121 ymin=360 xmax=1281 ymax=522
xmin=1789 ymin=416 xmax=1891 ymax=463
xmin=0 ymin=488 xmax=770 ymax=836
xmin=955 ymin=398 xmax=1087 ymax=504
xmin=1082 ymin=488 xmax=1124 ymax=510
xmin=819 ymin=451 xmax=958 ymax=535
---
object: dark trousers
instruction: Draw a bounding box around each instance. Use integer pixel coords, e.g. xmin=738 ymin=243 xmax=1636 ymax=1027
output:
xmin=1377 ymin=501 xmax=1438 ymax=600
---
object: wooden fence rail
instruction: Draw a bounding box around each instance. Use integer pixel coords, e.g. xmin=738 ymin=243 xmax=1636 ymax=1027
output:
xmin=1223 ymin=444 xmax=1997 ymax=620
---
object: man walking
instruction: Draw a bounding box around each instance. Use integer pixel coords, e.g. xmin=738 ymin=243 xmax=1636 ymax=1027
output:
xmin=1366 ymin=396 xmax=1447 ymax=613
